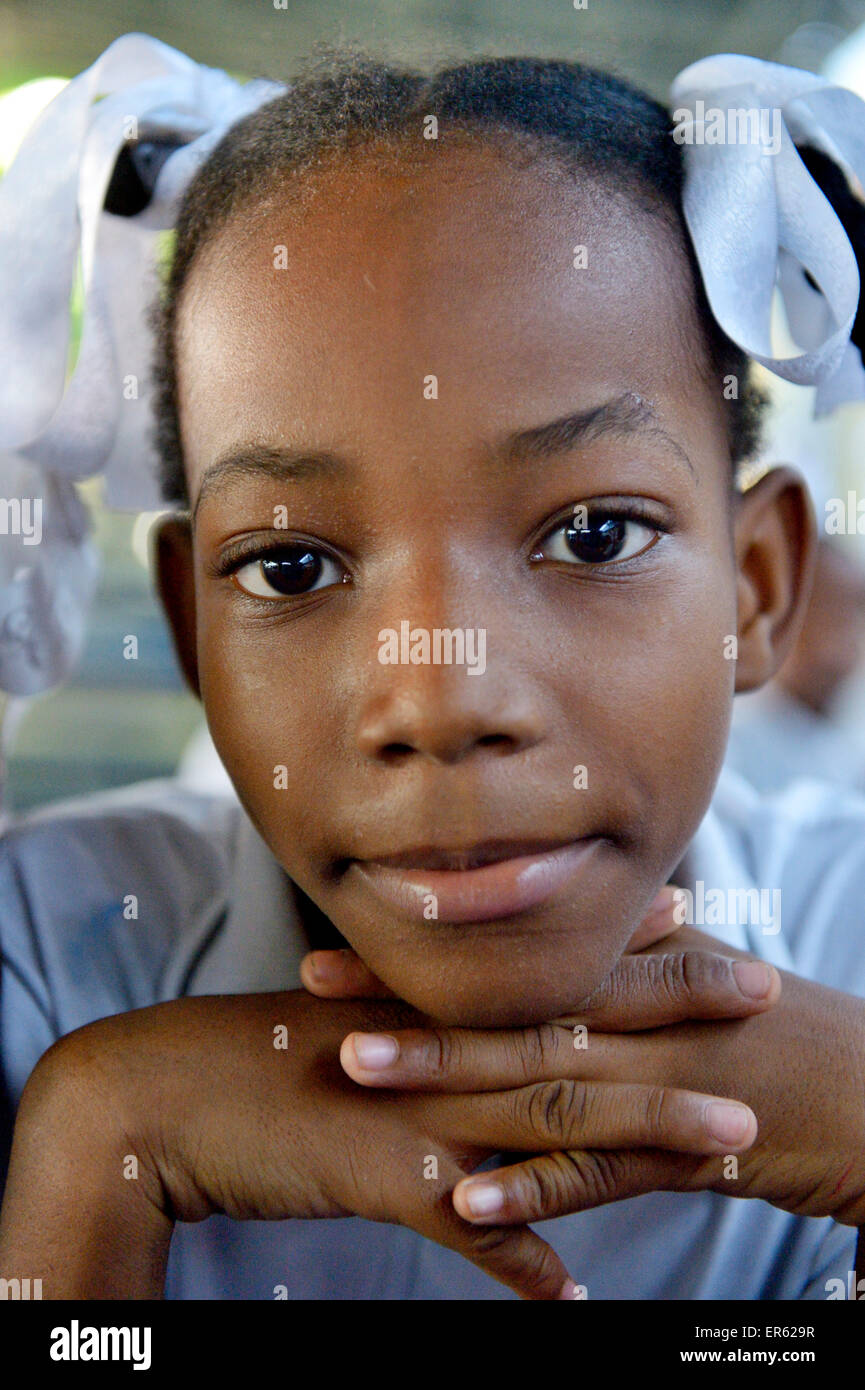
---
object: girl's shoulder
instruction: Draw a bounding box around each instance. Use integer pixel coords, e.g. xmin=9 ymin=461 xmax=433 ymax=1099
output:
xmin=0 ymin=781 xmax=242 ymax=1101
xmin=710 ymin=765 xmax=865 ymax=993
xmin=0 ymin=778 xmax=241 ymax=927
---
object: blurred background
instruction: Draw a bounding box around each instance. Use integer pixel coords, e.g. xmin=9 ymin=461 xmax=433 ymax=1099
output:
xmin=4 ymin=0 xmax=865 ymax=810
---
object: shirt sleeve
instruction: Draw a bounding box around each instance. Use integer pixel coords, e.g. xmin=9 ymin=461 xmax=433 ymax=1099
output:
xmin=0 ymin=785 xmax=236 ymax=1199
xmin=0 ymin=835 xmax=60 ymax=1198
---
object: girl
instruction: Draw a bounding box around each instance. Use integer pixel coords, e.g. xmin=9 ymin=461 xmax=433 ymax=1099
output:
xmin=1 ymin=36 xmax=865 ymax=1300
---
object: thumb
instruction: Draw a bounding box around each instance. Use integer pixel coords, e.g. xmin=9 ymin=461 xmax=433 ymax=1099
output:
xmin=625 ymin=885 xmax=682 ymax=952
xmin=300 ymin=948 xmax=396 ymax=999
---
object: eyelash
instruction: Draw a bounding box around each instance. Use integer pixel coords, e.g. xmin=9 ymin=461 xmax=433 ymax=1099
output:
xmin=215 ymin=499 xmax=669 ymax=602
xmin=529 ymin=499 xmax=668 ymax=568
xmin=213 ymin=536 xmax=350 ymax=601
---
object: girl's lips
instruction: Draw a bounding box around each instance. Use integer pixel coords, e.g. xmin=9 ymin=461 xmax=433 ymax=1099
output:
xmin=350 ymin=839 xmax=600 ymax=924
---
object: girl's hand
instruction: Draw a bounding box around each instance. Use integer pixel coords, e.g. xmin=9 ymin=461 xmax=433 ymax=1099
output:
xmin=331 ymin=923 xmax=865 ymax=1235
xmin=0 ymin=966 xmax=767 ymax=1301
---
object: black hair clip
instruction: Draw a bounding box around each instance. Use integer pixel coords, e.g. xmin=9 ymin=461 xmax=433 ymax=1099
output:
xmin=103 ymin=137 xmax=183 ymax=217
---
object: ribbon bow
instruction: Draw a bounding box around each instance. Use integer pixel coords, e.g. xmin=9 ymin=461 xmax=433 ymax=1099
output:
xmin=671 ymin=53 xmax=865 ymax=415
xmin=0 ymin=32 xmax=285 ymax=694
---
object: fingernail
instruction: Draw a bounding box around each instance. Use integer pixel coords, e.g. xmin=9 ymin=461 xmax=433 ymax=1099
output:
xmin=557 ymin=1278 xmax=583 ymax=1300
xmin=646 ymin=884 xmax=677 ymax=916
xmin=733 ymin=960 xmax=772 ymax=998
xmin=461 ymin=1182 xmax=504 ymax=1216
xmin=305 ymin=951 xmax=329 ymax=982
xmin=351 ymin=1034 xmax=399 ymax=1069
xmin=705 ymin=1101 xmax=750 ymax=1145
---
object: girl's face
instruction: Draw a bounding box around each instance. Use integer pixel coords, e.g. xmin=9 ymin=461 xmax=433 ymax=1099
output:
xmin=171 ymin=141 xmax=746 ymax=1026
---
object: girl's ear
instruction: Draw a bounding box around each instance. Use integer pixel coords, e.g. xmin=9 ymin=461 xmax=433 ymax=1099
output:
xmin=733 ymin=465 xmax=817 ymax=693
xmin=153 ymin=515 xmax=200 ymax=698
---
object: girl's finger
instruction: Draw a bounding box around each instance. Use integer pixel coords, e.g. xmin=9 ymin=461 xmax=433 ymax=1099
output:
xmin=429 ymin=1214 xmax=577 ymax=1300
xmin=300 ymin=949 xmax=395 ymax=999
xmin=413 ymin=1166 xmax=578 ymax=1300
xmin=341 ymin=1020 xmax=573 ymax=1089
xmin=452 ymin=1148 xmax=711 ymax=1227
xmin=339 ymin=952 xmax=779 ymax=1092
xmin=625 ymin=884 xmax=682 ymax=951
xmin=573 ymin=950 xmax=780 ymax=1030
xmin=446 ymin=1078 xmax=757 ymax=1158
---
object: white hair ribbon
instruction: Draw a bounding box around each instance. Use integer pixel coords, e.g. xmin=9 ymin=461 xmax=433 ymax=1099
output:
xmin=0 ymin=32 xmax=285 ymax=695
xmin=670 ymin=53 xmax=865 ymax=415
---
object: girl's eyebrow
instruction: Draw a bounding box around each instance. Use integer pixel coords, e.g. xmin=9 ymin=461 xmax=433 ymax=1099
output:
xmin=193 ymin=446 xmax=349 ymax=523
xmin=496 ymin=391 xmax=695 ymax=477
xmin=192 ymin=391 xmax=695 ymax=521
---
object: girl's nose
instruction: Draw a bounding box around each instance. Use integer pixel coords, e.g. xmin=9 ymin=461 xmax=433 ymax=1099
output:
xmin=353 ymin=650 xmax=545 ymax=765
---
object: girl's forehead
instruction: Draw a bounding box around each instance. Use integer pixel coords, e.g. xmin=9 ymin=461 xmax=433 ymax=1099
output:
xmin=176 ymin=142 xmax=712 ymax=487
xmin=188 ymin=139 xmax=692 ymax=313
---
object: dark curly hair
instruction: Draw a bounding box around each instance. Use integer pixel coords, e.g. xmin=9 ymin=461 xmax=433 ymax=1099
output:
xmin=145 ymin=49 xmax=769 ymax=505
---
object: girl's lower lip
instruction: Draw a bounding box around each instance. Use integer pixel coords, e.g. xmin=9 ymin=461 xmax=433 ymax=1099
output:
xmin=350 ymin=840 xmax=600 ymax=924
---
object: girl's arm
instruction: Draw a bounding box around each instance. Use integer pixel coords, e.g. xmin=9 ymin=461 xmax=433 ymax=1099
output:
xmin=0 ymin=962 xmax=769 ymax=1300
xmin=0 ymin=1031 xmax=173 ymax=1298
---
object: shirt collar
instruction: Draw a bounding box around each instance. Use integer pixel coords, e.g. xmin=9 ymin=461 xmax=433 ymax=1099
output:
xmin=178 ymin=807 xmax=311 ymax=996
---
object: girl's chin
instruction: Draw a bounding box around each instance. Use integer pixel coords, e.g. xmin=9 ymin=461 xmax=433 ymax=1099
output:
xmin=416 ymin=997 xmax=583 ymax=1029
xmin=326 ymin=887 xmax=632 ymax=1025
xmin=383 ymin=959 xmax=613 ymax=1029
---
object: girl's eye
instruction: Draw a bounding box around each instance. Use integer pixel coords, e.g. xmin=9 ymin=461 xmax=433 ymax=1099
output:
xmin=533 ymin=511 xmax=660 ymax=566
xmin=232 ymin=544 xmax=346 ymax=599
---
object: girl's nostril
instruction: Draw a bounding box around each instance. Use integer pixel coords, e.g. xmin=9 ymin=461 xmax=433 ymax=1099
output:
xmin=382 ymin=743 xmax=414 ymax=760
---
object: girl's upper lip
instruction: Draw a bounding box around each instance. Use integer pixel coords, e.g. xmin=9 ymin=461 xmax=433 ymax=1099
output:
xmin=356 ymin=837 xmax=581 ymax=872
